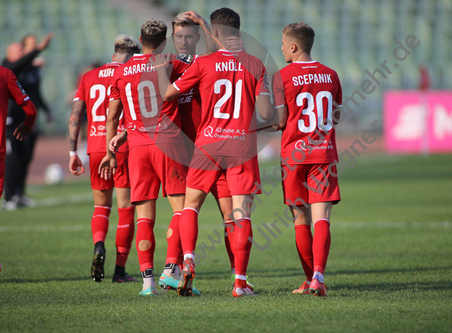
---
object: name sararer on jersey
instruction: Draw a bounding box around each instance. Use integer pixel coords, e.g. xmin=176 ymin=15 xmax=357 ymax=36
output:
xmin=123 ymin=63 xmax=155 ymax=76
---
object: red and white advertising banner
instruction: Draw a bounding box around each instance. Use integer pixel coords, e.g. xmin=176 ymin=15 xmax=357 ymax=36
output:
xmin=384 ymin=91 xmax=452 ymax=153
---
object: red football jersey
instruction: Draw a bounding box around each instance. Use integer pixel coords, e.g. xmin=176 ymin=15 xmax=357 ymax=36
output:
xmin=0 ymin=66 xmax=32 ymax=156
xmin=179 ymin=85 xmax=202 ymax=144
xmin=273 ymin=61 xmax=342 ymax=164
xmin=178 ymin=54 xmax=201 ymax=145
xmin=110 ymin=53 xmax=193 ymax=152
xmin=173 ymin=50 xmax=269 ymax=160
xmin=74 ymin=62 xmax=127 ymax=154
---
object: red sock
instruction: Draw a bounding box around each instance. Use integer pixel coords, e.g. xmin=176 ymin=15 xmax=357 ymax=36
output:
xmin=295 ymin=224 xmax=314 ymax=281
xmin=136 ymin=218 xmax=155 ymax=271
xmin=91 ymin=206 xmax=111 ymax=244
xmin=224 ymin=220 xmax=235 ymax=270
xmin=313 ymin=219 xmax=331 ymax=274
xmin=180 ymin=208 xmax=198 ymax=256
xmin=115 ymin=207 xmax=135 ymax=267
xmin=233 ymin=218 xmax=252 ymax=276
xmin=165 ymin=212 xmax=182 ymax=265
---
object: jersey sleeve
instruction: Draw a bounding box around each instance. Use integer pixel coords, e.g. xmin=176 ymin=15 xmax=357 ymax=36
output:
xmin=272 ymin=71 xmax=285 ymax=109
xmin=172 ymin=59 xmax=201 ymax=94
xmin=110 ymin=72 xmax=121 ymax=101
xmin=171 ymin=53 xmax=195 ymax=77
xmin=73 ymin=74 xmax=86 ymax=102
xmin=334 ymin=72 xmax=342 ymax=106
xmin=256 ymin=65 xmax=270 ymax=97
xmin=7 ymin=70 xmax=29 ymax=105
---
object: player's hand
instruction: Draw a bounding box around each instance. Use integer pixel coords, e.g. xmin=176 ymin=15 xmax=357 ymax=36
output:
xmin=183 ymin=11 xmax=206 ymax=26
xmin=150 ymin=53 xmax=171 ymax=72
xmin=69 ymin=155 xmax=85 ymax=176
xmin=38 ymin=33 xmax=54 ymax=51
xmin=13 ymin=123 xmax=33 ymax=141
xmin=226 ymin=36 xmax=245 ymax=51
xmin=98 ymin=154 xmax=117 ymax=180
xmin=109 ymin=132 xmax=127 ymax=153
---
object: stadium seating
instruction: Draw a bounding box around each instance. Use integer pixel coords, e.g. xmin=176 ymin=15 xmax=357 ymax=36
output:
xmin=0 ymin=0 xmax=450 ymax=134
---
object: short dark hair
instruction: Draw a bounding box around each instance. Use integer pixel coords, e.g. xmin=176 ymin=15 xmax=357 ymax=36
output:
xmin=282 ymin=22 xmax=315 ymax=55
xmin=210 ymin=7 xmax=240 ymax=36
xmin=141 ymin=18 xmax=167 ymax=48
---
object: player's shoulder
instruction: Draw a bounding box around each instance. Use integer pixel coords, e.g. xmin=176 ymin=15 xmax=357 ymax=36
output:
xmin=314 ymin=61 xmax=338 ymax=75
xmin=173 ymin=53 xmax=195 ymax=65
xmin=0 ymin=65 xmax=15 ymax=81
xmin=0 ymin=65 xmax=10 ymax=76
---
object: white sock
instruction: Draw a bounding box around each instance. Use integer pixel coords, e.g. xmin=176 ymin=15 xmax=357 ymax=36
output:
xmin=163 ymin=263 xmax=178 ymax=277
xmin=312 ymin=271 xmax=324 ymax=283
xmin=184 ymin=253 xmax=195 ymax=262
xmin=142 ymin=268 xmax=155 ymax=289
xmin=235 ymin=274 xmax=246 ymax=281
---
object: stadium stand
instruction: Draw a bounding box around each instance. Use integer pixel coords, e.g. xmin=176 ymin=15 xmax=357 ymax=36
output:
xmin=0 ymin=0 xmax=450 ymax=134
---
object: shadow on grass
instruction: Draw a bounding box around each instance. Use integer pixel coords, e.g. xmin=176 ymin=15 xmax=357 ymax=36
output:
xmin=0 ymin=274 xmax=140 ymax=284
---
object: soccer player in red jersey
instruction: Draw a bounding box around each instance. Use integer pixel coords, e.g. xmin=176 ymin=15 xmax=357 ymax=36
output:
xmin=68 ymin=35 xmax=141 ymax=283
xmin=0 ymin=66 xmax=36 ymax=198
xmin=100 ymin=18 xmax=195 ymax=296
xmin=272 ymin=22 xmax=342 ymax=297
xmin=158 ymin=13 xmax=254 ymax=293
xmin=157 ymin=8 xmax=274 ymax=297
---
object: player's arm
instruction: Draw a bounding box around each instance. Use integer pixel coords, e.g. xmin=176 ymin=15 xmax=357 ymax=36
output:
xmin=184 ymin=10 xmax=218 ymax=55
xmin=271 ymin=71 xmax=287 ymax=131
xmin=68 ymin=99 xmax=86 ymax=175
xmin=274 ymin=105 xmax=288 ymax=130
xmin=333 ymin=73 xmax=342 ymax=126
xmin=151 ymin=54 xmax=182 ymax=102
xmin=109 ymin=130 xmax=127 ymax=153
xmin=14 ymin=99 xmax=37 ymax=140
xmin=98 ymin=98 xmax=122 ymax=179
xmin=333 ymin=105 xmax=341 ymax=126
xmin=256 ymin=94 xmax=274 ymax=121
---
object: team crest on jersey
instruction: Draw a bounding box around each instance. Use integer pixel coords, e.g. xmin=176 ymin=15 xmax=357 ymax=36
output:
xmin=15 ymin=81 xmax=26 ymax=95
xmin=176 ymin=54 xmax=194 ymax=64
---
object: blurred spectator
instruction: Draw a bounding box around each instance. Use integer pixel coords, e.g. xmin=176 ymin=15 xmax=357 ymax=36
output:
xmin=419 ymin=65 xmax=431 ymax=91
xmin=1 ymin=33 xmax=53 ymax=210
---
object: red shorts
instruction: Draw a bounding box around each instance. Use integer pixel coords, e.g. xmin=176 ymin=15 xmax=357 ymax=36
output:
xmin=281 ymin=163 xmax=341 ymax=205
xmin=187 ymin=155 xmax=260 ymax=196
xmin=0 ymin=155 xmax=4 ymax=198
xmin=210 ymin=174 xmax=231 ymax=200
xmin=89 ymin=152 xmax=130 ymax=190
xmin=128 ymin=144 xmax=187 ymax=204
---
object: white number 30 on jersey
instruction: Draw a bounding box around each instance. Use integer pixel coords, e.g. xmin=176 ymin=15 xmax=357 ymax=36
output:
xmin=297 ymin=91 xmax=333 ymax=133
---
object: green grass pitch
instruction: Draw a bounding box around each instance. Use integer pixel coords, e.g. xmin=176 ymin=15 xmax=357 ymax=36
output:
xmin=1 ymin=153 xmax=451 ymax=332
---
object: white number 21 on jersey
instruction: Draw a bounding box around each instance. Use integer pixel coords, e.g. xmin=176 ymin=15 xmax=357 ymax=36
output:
xmin=213 ymin=79 xmax=243 ymax=119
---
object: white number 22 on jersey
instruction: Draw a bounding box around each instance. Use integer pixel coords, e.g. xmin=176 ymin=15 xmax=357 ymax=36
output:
xmin=213 ymin=79 xmax=242 ymax=119
xmin=297 ymin=91 xmax=333 ymax=133
xmin=90 ymin=84 xmax=122 ymax=121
